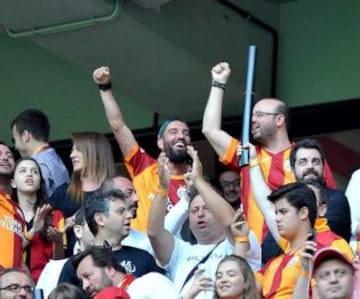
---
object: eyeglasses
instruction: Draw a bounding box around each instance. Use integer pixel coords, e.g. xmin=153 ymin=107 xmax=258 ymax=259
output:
xmin=220 ymin=179 xmax=240 ymax=189
xmin=0 ymin=283 xmax=34 ymax=294
xmin=252 ymin=111 xmax=280 ymax=118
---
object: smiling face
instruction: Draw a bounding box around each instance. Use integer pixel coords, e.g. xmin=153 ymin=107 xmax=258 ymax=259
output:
xmin=219 ymin=170 xmax=240 ymax=204
xmin=251 ymin=99 xmax=281 ymax=144
xmin=315 ymin=259 xmax=355 ymax=299
xmin=158 ymin=120 xmax=191 ymax=164
xmin=215 ymin=259 xmax=245 ymax=298
xmin=293 ymin=148 xmax=324 ymax=182
xmin=12 ymin=159 xmax=41 ymax=195
xmin=0 ymin=144 xmax=15 ymax=177
xmin=70 ymin=144 xmax=85 ymax=173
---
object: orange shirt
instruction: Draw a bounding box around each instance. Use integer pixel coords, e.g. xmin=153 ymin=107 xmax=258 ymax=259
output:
xmin=221 ymin=138 xmax=336 ymax=243
xmin=125 ymin=144 xmax=186 ymax=232
xmin=256 ymin=218 xmax=353 ymax=299
xmin=0 ymin=192 xmax=25 ymax=268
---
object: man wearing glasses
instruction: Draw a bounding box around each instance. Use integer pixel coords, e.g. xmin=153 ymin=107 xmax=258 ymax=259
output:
xmin=0 ymin=268 xmax=34 ymax=299
xmin=202 ymin=62 xmax=336 ymax=247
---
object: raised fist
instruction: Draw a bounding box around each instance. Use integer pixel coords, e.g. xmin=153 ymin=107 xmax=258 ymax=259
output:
xmin=93 ymin=66 xmax=111 ymax=85
xmin=211 ymin=62 xmax=231 ymax=84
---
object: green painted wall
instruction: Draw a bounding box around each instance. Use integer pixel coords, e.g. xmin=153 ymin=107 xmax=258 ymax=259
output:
xmin=0 ymin=34 xmax=154 ymax=144
xmin=278 ymin=1 xmax=360 ymax=106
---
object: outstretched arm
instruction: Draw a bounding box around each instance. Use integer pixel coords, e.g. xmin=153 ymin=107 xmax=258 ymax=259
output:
xmin=93 ymin=66 xmax=137 ymax=158
xmin=186 ymin=146 xmax=235 ymax=238
xmin=202 ymin=62 xmax=233 ymax=158
xmin=147 ymin=152 xmax=174 ymax=266
xmin=245 ymin=143 xmax=280 ymax=243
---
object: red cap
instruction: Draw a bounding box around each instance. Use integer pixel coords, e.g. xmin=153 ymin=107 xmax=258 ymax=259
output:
xmin=313 ymin=247 xmax=354 ymax=272
xmin=94 ymin=287 xmax=130 ymax=299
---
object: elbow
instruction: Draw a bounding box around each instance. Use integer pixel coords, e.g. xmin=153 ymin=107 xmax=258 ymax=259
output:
xmin=201 ymin=126 xmax=212 ymax=138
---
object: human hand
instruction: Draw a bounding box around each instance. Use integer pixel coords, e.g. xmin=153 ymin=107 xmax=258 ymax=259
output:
xmin=186 ymin=265 xmax=214 ymax=298
xmin=157 ymin=152 xmax=170 ymax=190
xmin=32 ymin=204 xmax=52 ymax=233
xmin=231 ymin=209 xmax=249 ymax=238
xmin=211 ymin=62 xmax=231 ymax=84
xmin=184 ymin=146 xmax=203 ymax=184
xmin=237 ymin=142 xmax=257 ymax=161
xmin=93 ymin=66 xmax=111 ymax=85
xmin=299 ymin=232 xmax=316 ymax=273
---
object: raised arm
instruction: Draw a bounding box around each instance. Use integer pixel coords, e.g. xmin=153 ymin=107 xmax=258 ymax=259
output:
xmin=93 ymin=66 xmax=137 ymax=158
xmin=202 ymin=62 xmax=233 ymax=158
xmin=147 ymin=152 xmax=174 ymax=266
xmin=186 ymin=146 xmax=235 ymax=238
xmin=246 ymin=143 xmax=280 ymax=242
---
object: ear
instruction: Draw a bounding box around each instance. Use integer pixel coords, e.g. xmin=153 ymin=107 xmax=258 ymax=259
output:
xmin=104 ymin=266 xmax=116 ymax=278
xmin=10 ymin=179 xmax=16 ymax=189
xmin=94 ymin=212 xmax=105 ymax=228
xmin=299 ymin=206 xmax=309 ymax=221
xmin=73 ymin=224 xmax=83 ymax=239
xmin=275 ymin=114 xmax=285 ymax=128
xmin=318 ymin=204 xmax=327 ymax=217
xmin=21 ymin=130 xmax=31 ymax=142
xmin=157 ymin=138 xmax=164 ymax=151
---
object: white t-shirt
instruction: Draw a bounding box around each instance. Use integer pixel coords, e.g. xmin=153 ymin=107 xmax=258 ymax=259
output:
xmin=165 ymin=235 xmax=261 ymax=299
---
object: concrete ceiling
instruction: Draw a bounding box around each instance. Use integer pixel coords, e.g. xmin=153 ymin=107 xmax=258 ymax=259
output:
xmin=0 ymin=0 xmax=275 ymax=123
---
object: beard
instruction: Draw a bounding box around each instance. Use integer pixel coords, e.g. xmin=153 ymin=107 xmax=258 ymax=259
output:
xmin=164 ymin=141 xmax=189 ymax=164
xmin=297 ymin=169 xmax=323 ymax=182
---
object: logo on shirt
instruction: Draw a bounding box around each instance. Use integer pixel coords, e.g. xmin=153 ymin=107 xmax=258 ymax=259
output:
xmin=0 ymin=215 xmax=24 ymax=238
xmin=120 ymin=260 xmax=136 ymax=273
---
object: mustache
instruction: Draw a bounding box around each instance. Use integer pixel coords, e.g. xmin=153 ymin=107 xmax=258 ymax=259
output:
xmin=303 ymin=169 xmax=320 ymax=177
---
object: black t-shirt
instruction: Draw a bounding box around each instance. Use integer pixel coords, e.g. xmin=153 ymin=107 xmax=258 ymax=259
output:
xmin=50 ymin=183 xmax=98 ymax=257
xmin=113 ymin=245 xmax=163 ymax=277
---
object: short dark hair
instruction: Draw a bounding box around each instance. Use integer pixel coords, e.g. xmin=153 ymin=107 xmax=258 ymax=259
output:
xmin=72 ymin=246 xmax=126 ymax=274
xmin=74 ymin=206 xmax=87 ymax=226
xmin=290 ymin=139 xmax=326 ymax=168
xmin=84 ymin=189 xmax=126 ymax=236
xmin=268 ymin=182 xmax=317 ymax=228
xmin=11 ymin=109 xmax=50 ymax=142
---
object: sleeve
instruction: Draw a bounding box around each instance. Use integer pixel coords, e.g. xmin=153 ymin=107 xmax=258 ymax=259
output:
xmin=164 ymin=196 xmax=189 ymax=235
xmin=58 ymin=257 xmax=79 ymax=285
xmin=219 ymin=137 xmax=241 ymax=170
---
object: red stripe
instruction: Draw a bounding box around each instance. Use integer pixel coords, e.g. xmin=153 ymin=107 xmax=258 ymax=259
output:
xmin=267 ymin=253 xmax=294 ymax=298
xmin=240 ymin=166 xmax=250 ymax=217
xmin=267 ymin=151 xmax=286 ymax=190
xmin=128 ymin=148 xmax=156 ymax=177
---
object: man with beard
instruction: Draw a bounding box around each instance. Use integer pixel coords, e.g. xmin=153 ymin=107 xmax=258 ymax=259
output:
xmin=93 ymin=66 xmax=191 ymax=233
xmin=290 ymin=139 xmax=351 ymax=242
xmin=202 ymin=62 xmax=336 ymax=244
xmin=74 ymin=246 xmax=180 ymax=299
xmin=0 ymin=142 xmax=25 ymax=268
